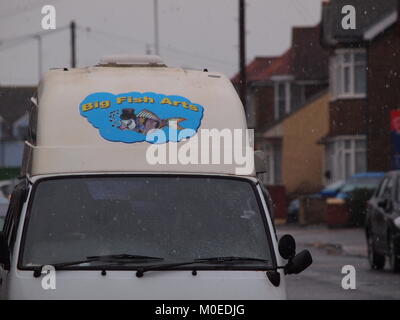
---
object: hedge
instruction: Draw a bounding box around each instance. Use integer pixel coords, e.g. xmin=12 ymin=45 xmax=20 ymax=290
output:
xmin=0 ymin=167 xmax=20 ymax=181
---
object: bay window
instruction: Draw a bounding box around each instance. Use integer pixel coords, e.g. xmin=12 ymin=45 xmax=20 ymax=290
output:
xmin=330 ymin=49 xmax=367 ymax=99
xmin=325 ymin=136 xmax=367 ymax=183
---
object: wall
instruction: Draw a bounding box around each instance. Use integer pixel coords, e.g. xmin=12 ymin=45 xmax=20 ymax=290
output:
xmin=253 ymin=85 xmax=274 ymax=132
xmin=291 ymin=25 xmax=329 ymax=81
xmin=281 ymin=92 xmax=330 ymax=195
xmin=367 ymin=24 xmax=400 ymax=171
xmin=328 ymin=98 xmax=367 ymax=137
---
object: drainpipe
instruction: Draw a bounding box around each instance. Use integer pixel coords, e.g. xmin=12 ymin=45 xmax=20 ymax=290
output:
xmin=0 ymin=122 xmax=3 ymax=167
xmin=365 ymin=47 xmax=370 ymax=171
xmin=0 ymin=140 xmax=3 ymax=167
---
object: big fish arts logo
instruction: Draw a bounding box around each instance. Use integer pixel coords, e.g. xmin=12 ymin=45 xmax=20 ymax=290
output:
xmin=79 ymin=91 xmax=204 ymax=144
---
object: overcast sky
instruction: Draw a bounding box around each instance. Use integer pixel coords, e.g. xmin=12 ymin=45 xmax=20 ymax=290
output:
xmin=0 ymin=0 xmax=324 ymax=85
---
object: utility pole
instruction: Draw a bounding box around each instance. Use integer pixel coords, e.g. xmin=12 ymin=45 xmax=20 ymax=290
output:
xmin=239 ymin=0 xmax=247 ymax=112
xmin=154 ymin=0 xmax=159 ymax=55
xmin=70 ymin=21 xmax=76 ymax=68
xmin=146 ymin=43 xmax=152 ymax=55
xmin=35 ymin=35 xmax=42 ymax=81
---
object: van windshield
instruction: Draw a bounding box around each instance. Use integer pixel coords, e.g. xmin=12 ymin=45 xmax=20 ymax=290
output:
xmin=21 ymin=176 xmax=272 ymax=268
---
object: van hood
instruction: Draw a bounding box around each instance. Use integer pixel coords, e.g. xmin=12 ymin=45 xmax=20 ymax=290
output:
xmin=6 ymin=270 xmax=286 ymax=300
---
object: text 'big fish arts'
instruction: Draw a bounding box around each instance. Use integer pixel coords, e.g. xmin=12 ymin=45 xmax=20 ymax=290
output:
xmin=79 ymin=91 xmax=204 ymax=144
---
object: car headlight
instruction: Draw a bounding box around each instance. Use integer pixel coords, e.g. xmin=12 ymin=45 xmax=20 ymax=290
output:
xmin=395 ymin=217 xmax=400 ymax=229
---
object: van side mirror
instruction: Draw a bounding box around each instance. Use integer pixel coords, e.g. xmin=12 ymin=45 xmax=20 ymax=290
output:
xmin=278 ymin=234 xmax=296 ymax=260
xmin=285 ymin=250 xmax=313 ymax=275
xmin=278 ymin=234 xmax=312 ymax=275
xmin=0 ymin=231 xmax=10 ymax=270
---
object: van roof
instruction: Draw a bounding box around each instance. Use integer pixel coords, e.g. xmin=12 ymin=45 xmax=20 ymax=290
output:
xmin=24 ymin=64 xmax=253 ymax=177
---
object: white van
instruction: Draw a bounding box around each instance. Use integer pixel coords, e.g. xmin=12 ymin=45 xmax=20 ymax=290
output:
xmin=0 ymin=56 xmax=311 ymax=300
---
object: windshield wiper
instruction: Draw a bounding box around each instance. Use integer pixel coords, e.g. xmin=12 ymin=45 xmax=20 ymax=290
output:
xmin=135 ymin=256 xmax=269 ymax=277
xmin=195 ymin=256 xmax=269 ymax=263
xmin=87 ymin=254 xmax=164 ymax=261
xmin=32 ymin=254 xmax=164 ymax=277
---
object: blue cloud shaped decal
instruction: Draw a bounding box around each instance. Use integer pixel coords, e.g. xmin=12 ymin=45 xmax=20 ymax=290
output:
xmin=79 ymin=91 xmax=204 ymax=144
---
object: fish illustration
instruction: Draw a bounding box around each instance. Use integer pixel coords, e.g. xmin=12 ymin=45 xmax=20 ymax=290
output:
xmin=118 ymin=108 xmax=185 ymax=135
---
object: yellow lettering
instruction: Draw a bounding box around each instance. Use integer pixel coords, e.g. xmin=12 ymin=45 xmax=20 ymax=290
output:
xmin=116 ymin=97 xmax=126 ymax=104
xmin=82 ymin=103 xmax=93 ymax=112
xmin=161 ymin=98 xmax=172 ymax=105
xmin=144 ymin=97 xmax=154 ymax=103
xmin=189 ymin=104 xmax=198 ymax=112
xmin=134 ymin=98 xmax=143 ymax=103
xmin=100 ymin=100 xmax=110 ymax=109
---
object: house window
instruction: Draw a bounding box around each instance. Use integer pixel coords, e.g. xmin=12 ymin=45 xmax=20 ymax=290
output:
xmin=330 ymin=49 xmax=367 ymax=99
xmin=274 ymin=80 xmax=304 ymax=120
xmin=262 ymin=143 xmax=274 ymax=185
xmin=274 ymin=81 xmax=290 ymax=120
xmin=325 ymin=136 xmax=367 ymax=183
xmin=262 ymin=142 xmax=282 ymax=185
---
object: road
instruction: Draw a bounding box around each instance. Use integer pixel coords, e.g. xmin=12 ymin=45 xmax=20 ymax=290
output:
xmin=277 ymin=225 xmax=400 ymax=300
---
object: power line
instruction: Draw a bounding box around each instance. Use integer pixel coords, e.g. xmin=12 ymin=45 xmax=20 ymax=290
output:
xmin=161 ymin=50 xmax=233 ymax=69
xmin=86 ymin=31 xmax=145 ymax=52
xmin=79 ymin=25 xmax=235 ymax=67
xmin=86 ymin=31 xmax=231 ymax=69
xmin=0 ymin=24 xmax=70 ymax=83
xmin=0 ymin=25 xmax=69 ymax=51
xmin=161 ymin=45 xmax=235 ymax=67
xmin=0 ymin=22 xmax=235 ymax=71
xmin=0 ymin=38 xmax=32 ymax=51
xmin=79 ymin=26 xmax=147 ymax=45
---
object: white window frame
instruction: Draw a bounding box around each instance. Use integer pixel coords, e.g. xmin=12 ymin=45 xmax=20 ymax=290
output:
xmin=325 ymin=135 xmax=367 ymax=183
xmin=274 ymin=80 xmax=291 ymax=120
xmin=262 ymin=142 xmax=275 ymax=185
xmin=330 ymin=48 xmax=367 ymax=101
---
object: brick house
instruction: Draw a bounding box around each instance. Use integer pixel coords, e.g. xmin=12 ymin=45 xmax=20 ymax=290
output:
xmin=321 ymin=0 xmax=400 ymax=183
xmin=232 ymin=24 xmax=330 ymax=188
xmin=262 ymin=90 xmax=330 ymax=196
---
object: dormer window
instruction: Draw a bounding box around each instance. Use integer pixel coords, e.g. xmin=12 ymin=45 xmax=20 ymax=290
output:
xmin=330 ymin=49 xmax=367 ymax=100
